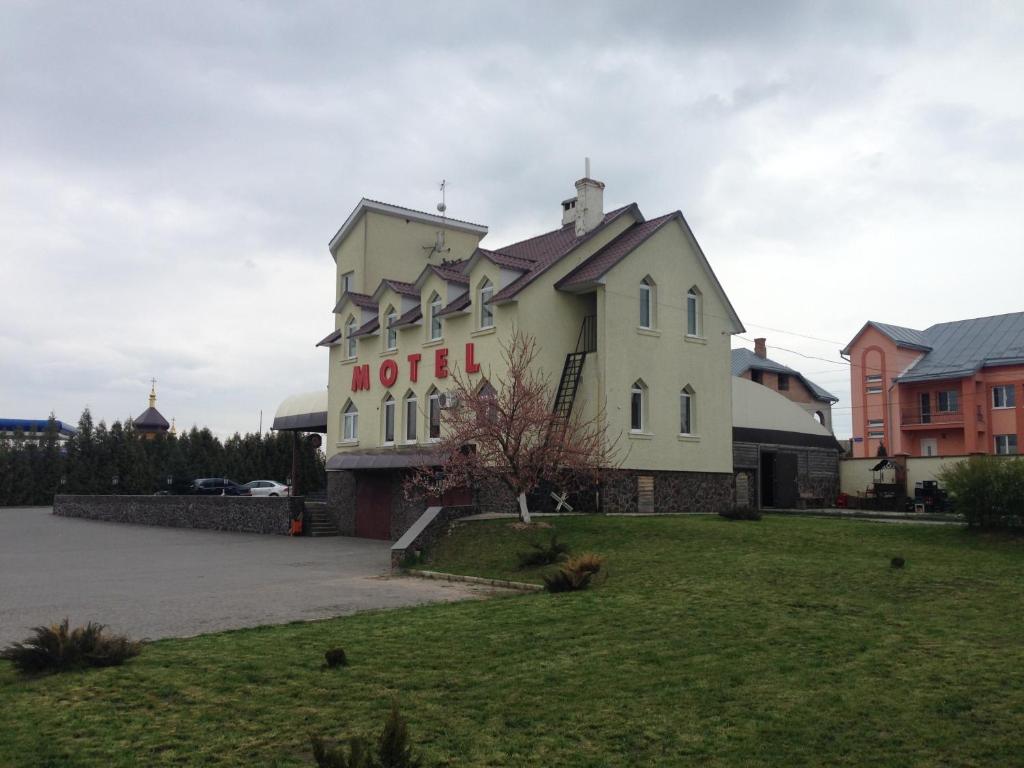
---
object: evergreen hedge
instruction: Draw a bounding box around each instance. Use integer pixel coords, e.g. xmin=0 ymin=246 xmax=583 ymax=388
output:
xmin=0 ymin=410 xmax=325 ymax=506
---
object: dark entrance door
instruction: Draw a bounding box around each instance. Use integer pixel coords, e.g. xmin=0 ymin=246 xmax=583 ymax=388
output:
xmin=760 ymin=452 xmax=776 ymax=507
xmin=774 ymin=452 xmax=799 ymax=508
xmin=355 ymin=473 xmax=393 ymax=540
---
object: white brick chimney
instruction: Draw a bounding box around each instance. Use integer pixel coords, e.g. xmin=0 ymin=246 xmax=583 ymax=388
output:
xmin=573 ymin=157 xmax=604 ymax=236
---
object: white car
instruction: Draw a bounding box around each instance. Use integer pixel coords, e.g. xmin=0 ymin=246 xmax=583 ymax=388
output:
xmin=242 ymin=480 xmax=291 ymax=497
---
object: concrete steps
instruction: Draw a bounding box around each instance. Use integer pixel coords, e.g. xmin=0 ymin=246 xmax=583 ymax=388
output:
xmin=304 ymin=502 xmax=340 ymax=537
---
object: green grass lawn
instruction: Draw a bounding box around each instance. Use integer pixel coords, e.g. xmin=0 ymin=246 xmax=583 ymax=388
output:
xmin=3 ymin=516 xmax=1024 ymax=767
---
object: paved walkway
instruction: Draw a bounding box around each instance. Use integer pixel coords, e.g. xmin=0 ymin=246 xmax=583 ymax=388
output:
xmin=0 ymin=508 xmax=488 ymax=646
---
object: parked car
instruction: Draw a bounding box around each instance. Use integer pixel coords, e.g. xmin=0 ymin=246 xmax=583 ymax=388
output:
xmin=190 ymin=478 xmax=251 ymax=496
xmin=242 ymin=480 xmax=290 ymax=497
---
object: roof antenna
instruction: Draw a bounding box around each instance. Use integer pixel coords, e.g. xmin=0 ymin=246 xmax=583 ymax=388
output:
xmin=424 ymin=179 xmax=451 ymax=258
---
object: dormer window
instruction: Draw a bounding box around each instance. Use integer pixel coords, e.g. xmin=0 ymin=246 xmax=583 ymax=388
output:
xmin=479 ymin=279 xmax=494 ymax=329
xmin=429 ymin=292 xmax=443 ymax=341
xmin=345 ymin=316 xmax=357 ymax=359
xmin=385 ymin=307 xmax=398 ymax=351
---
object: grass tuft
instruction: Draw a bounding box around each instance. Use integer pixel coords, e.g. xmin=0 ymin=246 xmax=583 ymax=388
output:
xmin=0 ymin=619 xmax=140 ymax=676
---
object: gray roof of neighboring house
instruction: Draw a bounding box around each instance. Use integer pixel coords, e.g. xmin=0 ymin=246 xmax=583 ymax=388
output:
xmin=731 ymin=348 xmax=838 ymax=403
xmin=894 ymin=312 xmax=1024 ymax=383
xmin=842 ymin=321 xmax=932 ymax=354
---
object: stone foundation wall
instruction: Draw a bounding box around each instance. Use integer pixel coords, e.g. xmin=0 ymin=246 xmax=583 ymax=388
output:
xmin=390 ymin=505 xmax=478 ymax=568
xmin=53 ymin=494 xmax=302 ymax=535
xmin=600 ymin=469 xmax=734 ymax=514
xmin=326 ymin=470 xmax=357 ymax=535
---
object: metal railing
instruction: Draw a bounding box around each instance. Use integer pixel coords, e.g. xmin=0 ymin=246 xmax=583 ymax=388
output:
xmin=900 ymin=407 xmax=963 ymax=426
xmin=576 ymin=315 xmax=597 ymax=354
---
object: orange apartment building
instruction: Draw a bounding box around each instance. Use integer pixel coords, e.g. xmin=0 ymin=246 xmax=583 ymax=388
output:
xmin=842 ymin=313 xmax=1024 ymax=458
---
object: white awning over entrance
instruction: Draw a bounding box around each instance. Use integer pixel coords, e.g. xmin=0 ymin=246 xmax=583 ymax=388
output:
xmin=272 ymin=390 xmax=328 ymax=432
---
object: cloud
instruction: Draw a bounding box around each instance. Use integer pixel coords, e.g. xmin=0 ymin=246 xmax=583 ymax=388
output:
xmin=1 ymin=1 xmax=1023 ymax=439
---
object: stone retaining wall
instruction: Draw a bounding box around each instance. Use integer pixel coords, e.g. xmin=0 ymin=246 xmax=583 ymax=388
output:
xmin=53 ymin=494 xmax=302 ymax=535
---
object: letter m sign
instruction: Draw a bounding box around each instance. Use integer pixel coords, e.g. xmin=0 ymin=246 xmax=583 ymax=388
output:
xmin=351 ymin=364 xmax=371 ymax=392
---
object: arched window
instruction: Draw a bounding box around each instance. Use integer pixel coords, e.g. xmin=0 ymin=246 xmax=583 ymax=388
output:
xmin=427 ymin=387 xmax=442 ymax=440
xmin=814 ymin=410 xmax=826 ymax=426
xmin=478 ymin=380 xmax=498 ymax=424
xmin=341 ymin=401 xmax=358 ymax=442
xmin=384 ymin=306 xmax=398 ymax=351
xmin=686 ymin=286 xmax=702 ymax=337
xmin=680 ymin=386 xmax=695 ymax=435
xmin=428 ymin=292 xmax=443 ymax=341
xmin=382 ymin=394 xmax=396 ymax=444
xmin=639 ymin=277 xmax=655 ymax=329
xmin=404 ymin=391 xmax=418 ymax=443
xmin=630 ymin=380 xmax=648 ymax=433
xmin=479 ymin=279 xmax=494 ymax=329
xmin=345 ymin=316 xmax=357 ymax=359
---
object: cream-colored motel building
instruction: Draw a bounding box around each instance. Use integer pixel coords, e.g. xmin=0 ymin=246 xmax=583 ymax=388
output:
xmin=303 ymin=168 xmax=744 ymax=539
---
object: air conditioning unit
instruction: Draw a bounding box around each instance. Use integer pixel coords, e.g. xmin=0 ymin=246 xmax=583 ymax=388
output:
xmin=439 ymin=391 xmax=460 ymax=409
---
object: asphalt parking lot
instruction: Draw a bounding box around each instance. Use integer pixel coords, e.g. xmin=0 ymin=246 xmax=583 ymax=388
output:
xmin=0 ymin=508 xmax=483 ymax=646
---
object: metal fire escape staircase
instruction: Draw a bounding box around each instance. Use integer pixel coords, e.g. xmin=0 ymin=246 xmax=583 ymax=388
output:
xmin=553 ymin=315 xmax=597 ymax=421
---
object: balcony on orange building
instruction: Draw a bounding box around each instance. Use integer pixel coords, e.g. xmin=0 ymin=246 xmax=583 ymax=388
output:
xmin=900 ymin=404 xmax=964 ymax=429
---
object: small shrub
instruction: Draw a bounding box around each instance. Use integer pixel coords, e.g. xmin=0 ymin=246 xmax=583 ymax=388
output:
xmin=324 ymin=648 xmax=348 ymax=668
xmin=891 ymin=556 xmax=906 ymax=569
xmin=543 ymin=553 xmax=605 ymax=593
xmin=310 ymin=702 xmax=423 ymax=768
xmin=517 ymin=534 xmax=570 ymax=568
xmin=719 ymin=507 xmax=762 ymax=521
xmin=377 ymin=701 xmax=423 ymax=768
xmin=940 ymin=455 xmax=1024 ymax=530
xmin=312 ymin=734 xmax=373 ymax=768
xmin=0 ymin=619 xmax=140 ymax=676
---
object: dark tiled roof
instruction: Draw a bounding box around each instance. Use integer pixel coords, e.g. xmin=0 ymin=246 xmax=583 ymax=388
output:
xmin=871 ymin=322 xmax=932 ymax=351
xmin=731 ymin=348 xmax=838 ymax=403
xmin=490 ymin=204 xmax=640 ymax=302
xmin=392 ymin=304 xmax=423 ymax=328
xmin=437 ymin=291 xmax=471 ymax=317
xmin=475 ymin=248 xmax=534 ymax=271
xmin=897 ymin=312 xmax=1024 ymax=383
xmin=333 ymin=291 xmax=378 ymax=314
xmin=316 ymin=329 xmax=342 ymax=347
xmin=352 ymin=317 xmax=380 ymax=338
xmin=432 ymin=262 xmax=469 ymax=284
xmin=133 ymin=407 xmax=169 ymax=431
xmin=556 ymin=213 xmax=679 ymax=290
xmin=381 ymin=279 xmax=419 ymax=298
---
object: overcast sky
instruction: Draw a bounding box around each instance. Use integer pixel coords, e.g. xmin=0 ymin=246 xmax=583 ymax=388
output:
xmin=2 ymin=1 xmax=1022 ymax=439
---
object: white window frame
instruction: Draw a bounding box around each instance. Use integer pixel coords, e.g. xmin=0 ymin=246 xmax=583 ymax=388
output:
xmin=865 ymin=374 xmax=883 ymax=383
xmin=639 ymin=279 xmax=653 ymax=329
xmin=479 ymin=280 xmax=494 ymax=329
xmin=937 ymin=390 xmax=958 ymax=413
xmin=342 ymin=402 xmax=358 ymax=442
xmin=630 ymin=381 xmax=647 ymax=433
xmin=995 ymin=434 xmax=1018 ymax=455
xmin=868 ymin=430 xmax=885 ymax=439
xmin=866 ymin=386 xmax=883 ymax=395
xmin=429 ymin=293 xmax=443 ymax=341
xmin=992 ymin=385 xmax=1016 ymax=409
xmin=427 ymin=389 xmax=442 ymax=441
xmin=686 ymin=288 xmax=701 ymax=337
xmin=404 ymin=392 xmax=417 ymax=443
xmin=382 ymin=395 xmax=395 ymax=445
xmin=385 ymin=307 xmax=398 ymax=351
xmin=345 ymin=316 xmax=357 ymax=360
xmin=867 ymin=419 xmax=884 ymax=428
xmin=679 ymin=387 xmax=694 ymax=435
